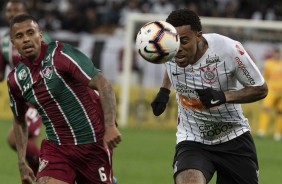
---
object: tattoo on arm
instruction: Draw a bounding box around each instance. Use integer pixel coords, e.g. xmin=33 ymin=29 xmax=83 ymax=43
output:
xmin=99 ymin=83 xmax=117 ymax=125
xmin=89 ymin=73 xmax=117 ymax=125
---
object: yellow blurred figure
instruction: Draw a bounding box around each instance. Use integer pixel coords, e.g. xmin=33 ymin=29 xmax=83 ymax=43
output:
xmin=257 ymin=47 xmax=282 ymax=141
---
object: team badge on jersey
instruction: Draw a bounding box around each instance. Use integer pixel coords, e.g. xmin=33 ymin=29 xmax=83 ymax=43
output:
xmin=42 ymin=66 xmax=53 ymax=79
xmin=200 ymin=66 xmax=218 ymax=84
xmin=18 ymin=69 xmax=27 ymax=80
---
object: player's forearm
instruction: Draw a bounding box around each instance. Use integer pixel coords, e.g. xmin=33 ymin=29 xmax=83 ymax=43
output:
xmin=99 ymin=83 xmax=117 ymax=125
xmin=13 ymin=116 xmax=28 ymax=164
xmin=224 ymin=82 xmax=268 ymax=103
xmin=88 ymin=73 xmax=117 ymax=125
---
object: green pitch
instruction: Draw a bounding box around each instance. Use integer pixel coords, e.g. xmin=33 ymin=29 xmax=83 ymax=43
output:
xmin=1 ymin=119 xmax=282 ymax=183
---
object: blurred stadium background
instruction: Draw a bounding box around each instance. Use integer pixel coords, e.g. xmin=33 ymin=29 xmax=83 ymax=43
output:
xmin=1 ymin=0 xmax=282 ymax=183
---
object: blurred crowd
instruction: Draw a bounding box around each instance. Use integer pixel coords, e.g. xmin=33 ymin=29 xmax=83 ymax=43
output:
xmin=0 ymin=0 xmax=281 ymax=34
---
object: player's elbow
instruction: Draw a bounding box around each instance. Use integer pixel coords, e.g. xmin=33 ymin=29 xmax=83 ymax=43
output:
xmin=258 ymin=82 xmax=268 ymax=100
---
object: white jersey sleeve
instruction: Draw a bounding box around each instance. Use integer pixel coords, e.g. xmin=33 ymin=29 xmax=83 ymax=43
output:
xmin=164 ymin=33 xmax=265 ymax=145
xmin=232 ymin=42 xmax=265 ymax=87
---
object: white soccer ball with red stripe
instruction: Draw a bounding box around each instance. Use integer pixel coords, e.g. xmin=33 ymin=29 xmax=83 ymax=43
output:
xmin=136 ymin=20 xmax=180 ymax=64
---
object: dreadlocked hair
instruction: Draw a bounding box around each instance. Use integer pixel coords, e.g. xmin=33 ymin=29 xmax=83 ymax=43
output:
xmin=166 ymin=9 xmax=202 ymax=32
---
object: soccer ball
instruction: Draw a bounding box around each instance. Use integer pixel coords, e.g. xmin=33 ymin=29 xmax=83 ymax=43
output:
xmin=136 ymin=20 xmax=180 ymax=64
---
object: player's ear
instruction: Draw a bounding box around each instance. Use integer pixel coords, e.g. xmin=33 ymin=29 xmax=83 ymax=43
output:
xmin=196 ymin=31 xmax=202 ymax=42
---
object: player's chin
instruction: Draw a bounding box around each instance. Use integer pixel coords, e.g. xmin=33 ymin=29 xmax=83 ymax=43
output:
xmin=23 ymin=52 xmax=35 ymax=59
xmin=175 ymin=59 xmax=189 ymax=68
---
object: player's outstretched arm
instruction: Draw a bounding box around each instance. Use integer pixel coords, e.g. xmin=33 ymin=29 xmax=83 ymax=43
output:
xmin=224 ymin=82 xmax=268 ymax=104
xmin=196 ymin=83 xmax=267 ymax=108
xmin=88 ymin=73 xmax=121 ymax=149
xmin=13 ymin=115 xmax=36 ymax=184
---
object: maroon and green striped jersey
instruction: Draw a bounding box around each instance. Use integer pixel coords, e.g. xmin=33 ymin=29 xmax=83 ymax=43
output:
xmin=8 ymin=41 xmax=105 ymax=145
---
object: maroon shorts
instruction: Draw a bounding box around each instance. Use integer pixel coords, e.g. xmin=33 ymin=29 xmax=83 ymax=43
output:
xmin=25 ymin=107 xmax=42 ymax=138
xmin=37 ymin=139 xmax=113 ymax=184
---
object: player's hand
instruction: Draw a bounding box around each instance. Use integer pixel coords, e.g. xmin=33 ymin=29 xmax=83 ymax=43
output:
xmin=18 ymin=162 xmax=35 ymax=184
xmin=195 ymin=88 xmax=226 ymax=108
xmin=104 ymin=124 xmax=122 ymax=149
xmin=151 ymin=87 xmax=170 ymax=116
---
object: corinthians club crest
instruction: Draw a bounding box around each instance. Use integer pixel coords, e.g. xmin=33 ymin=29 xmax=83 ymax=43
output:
xmin=42 ymin=66 xmax=53 ymax=79
xmin=200 ymin=65 xmax=218 ymax=84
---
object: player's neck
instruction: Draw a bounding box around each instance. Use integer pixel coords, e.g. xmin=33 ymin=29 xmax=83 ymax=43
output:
xmin=195 ymin=38 xmax=208 ymax=62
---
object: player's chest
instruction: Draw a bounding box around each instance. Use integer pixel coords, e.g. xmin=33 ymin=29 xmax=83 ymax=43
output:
xmin=171 ymin=62 xmax=232 ymax=88
xmin=17 ymin=65 xmax=64 ymax=102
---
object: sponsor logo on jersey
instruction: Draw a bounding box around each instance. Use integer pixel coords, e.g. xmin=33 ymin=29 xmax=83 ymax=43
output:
xmin=175 ymin=84 xmax=197 ymax=94
xmin=199 ymin=122 xmax=233 ymax=138
xmin=23 ymin=83 xmax=31 ymax=92
xmin=200 ymin=66 xmax=218 ymax=84
xmin=42 ymin=66 xmax=53 ymax=79
xmin=235 ymin=44 xmax=245 ymax=55
xmin=210 ymin=99 xmax=220 ymax=104
xmin=18 ymin=69 xmax=27 ymax=80
xmin=206 ymin=56 xmax=220 ymax=64
xmin=235 ymin=57 xmax=255 ymax=85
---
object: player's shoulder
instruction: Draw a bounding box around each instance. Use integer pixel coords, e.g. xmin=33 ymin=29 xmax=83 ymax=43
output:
xmin=204 ymin=33 xmax=240 ymax=55
xmin=7 ymin=67 xmax=16 ymax=85
xmin=204 ymin=33 xmax=238 ymax=45
xmin=42 ymin=31 xmax=52 ymax=44
xmin=47 ymin=41 xmax=74 ymax=51
xmin=7 ymin=68 xmax=15 ymax=78
xmin=8 ymin=62 xmax=29 ymax=85
xmin=45 ymin=41 xmax=65 ymax=53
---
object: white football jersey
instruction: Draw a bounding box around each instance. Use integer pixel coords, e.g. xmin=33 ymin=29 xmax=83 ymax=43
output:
xmin=165 ymin=33 xmax=265 ymax=145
